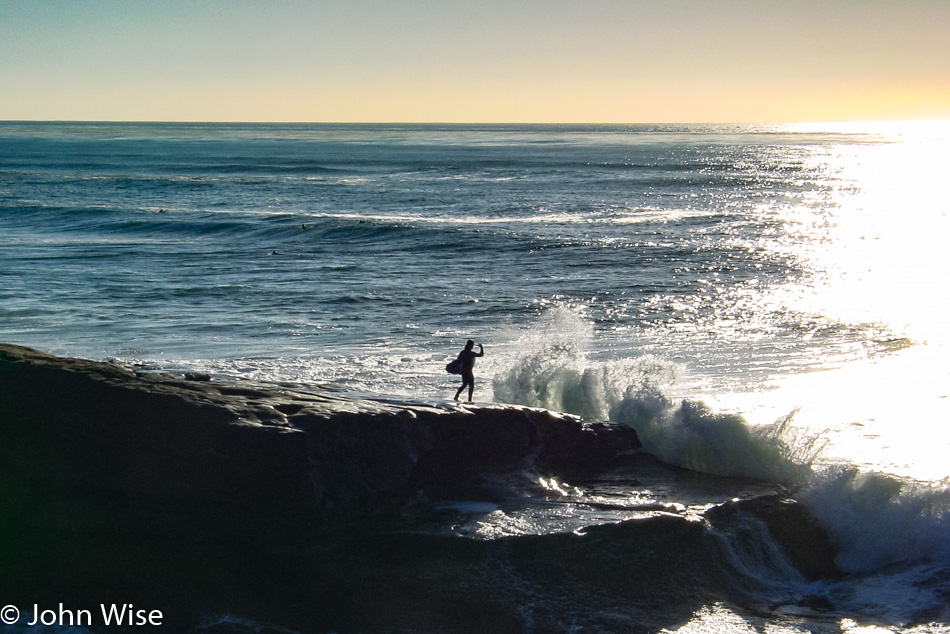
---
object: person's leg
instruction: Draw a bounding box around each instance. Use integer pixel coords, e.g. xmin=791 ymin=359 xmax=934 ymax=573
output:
xmin=456 ymin=371 xmax=473 ymax=402
xmin=454 ymin=374 xmax=468 ymax=401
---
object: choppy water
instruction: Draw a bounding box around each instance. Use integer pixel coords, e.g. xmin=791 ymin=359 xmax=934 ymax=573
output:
xmin=2 ymin=121 xmax=949 ymax=632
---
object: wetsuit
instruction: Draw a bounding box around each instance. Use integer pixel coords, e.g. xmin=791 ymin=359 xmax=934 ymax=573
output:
xmin=454 ymin=344 xmax=484 ymax=402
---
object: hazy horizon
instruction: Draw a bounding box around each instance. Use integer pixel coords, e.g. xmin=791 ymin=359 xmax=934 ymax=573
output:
xmin=2 ymin=0 xmax=949 ymax=124
xmin=3 ymin=119 xmax=948 ymax=127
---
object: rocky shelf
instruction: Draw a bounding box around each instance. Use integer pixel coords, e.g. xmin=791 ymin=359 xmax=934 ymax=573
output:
xmin=0 ymin=343 xmax=642 ymax=519
xmin=0 ymin=344 xmax=841 ymax=631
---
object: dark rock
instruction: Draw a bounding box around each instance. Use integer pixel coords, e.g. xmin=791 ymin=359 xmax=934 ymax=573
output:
xmin=797 ymin=594 xmax=835 ymax=611
xmin=705 ymin=494 xmax=843 ymax=581
xmin=0 ymin=344 xmax=641 ymax=519
xmin=0 ymin=344 xmax=850 ymax=632
xmin=323 ymin=513 xmax=724 ymax=634
xmin=0 ymin=344 xmax=647 ymax=624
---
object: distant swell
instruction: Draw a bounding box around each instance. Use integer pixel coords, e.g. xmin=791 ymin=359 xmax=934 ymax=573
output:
xmin=6 ymin=205 xmax=506 ymax=256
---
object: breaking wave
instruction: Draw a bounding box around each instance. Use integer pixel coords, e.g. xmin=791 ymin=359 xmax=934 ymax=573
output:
xmin=493 ymin=308 xmax=950 ymax=611
xmin=492 ymin=308 xmax=821 ymax=484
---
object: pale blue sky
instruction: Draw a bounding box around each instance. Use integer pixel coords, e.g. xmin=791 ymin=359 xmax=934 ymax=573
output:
xmin=2 ymin=0 xmax=948 ymax=122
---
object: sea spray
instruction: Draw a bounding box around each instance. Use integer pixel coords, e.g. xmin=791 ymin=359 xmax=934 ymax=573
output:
xmin=492 ymin=344 xmax=678 ymax=423
xmin=799 ymin=467 xmax=950 ymax=574
xmin=492 ymin=307 xmax=677 ymax=417
xmin=493 ymin=311 xmax=950 ymax=622
xmin=493 ymin=308 xmax=820 ymax=483
xmin=784 ymin=468 xmax=950 ymax=624
xmin=617 ymin=398 xmax=820 ymax=483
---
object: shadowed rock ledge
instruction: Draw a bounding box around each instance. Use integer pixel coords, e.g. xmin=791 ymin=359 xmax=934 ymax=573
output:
xmin=0 ymin=343 xmax=642 ymax=519
xmin=0 ymin=344 xmax=845 ymax=631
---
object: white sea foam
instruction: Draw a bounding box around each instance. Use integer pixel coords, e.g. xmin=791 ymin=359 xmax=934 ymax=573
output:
xmin=492 ymin=307 xmax=950 ymax=615
xmin=801 ymin=468 xmax=950 ymax=574
xmin=492 ymin=308 xmax=820 ymax=483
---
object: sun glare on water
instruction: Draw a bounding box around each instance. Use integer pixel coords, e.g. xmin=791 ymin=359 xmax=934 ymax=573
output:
xmin=781 ymin=121 xmax=950 ymax=345
xmin=713 ymin=121 xmax=950 ymax=479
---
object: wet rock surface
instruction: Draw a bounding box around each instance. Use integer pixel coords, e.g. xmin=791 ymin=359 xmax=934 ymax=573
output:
xmin=0 ymin=343 xmax=642 ymax=518
xmin=0 ymin=344 xmax=843 ymax=632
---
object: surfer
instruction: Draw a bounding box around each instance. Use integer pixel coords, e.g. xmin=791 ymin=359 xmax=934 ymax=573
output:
xmin=453 ymin=340 xmax=484 ymax=403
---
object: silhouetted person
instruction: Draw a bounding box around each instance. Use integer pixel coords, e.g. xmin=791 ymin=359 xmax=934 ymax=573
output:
xmin=453 ymin=340 xmax=484 ymax=403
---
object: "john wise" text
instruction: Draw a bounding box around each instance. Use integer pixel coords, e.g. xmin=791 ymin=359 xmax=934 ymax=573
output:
xmin=26 ymin=603 xmax=163 ymax=626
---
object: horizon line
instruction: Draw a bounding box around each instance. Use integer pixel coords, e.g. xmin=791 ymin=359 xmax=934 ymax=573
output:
xmin=3 ymin=118 xmax=949 ymax=127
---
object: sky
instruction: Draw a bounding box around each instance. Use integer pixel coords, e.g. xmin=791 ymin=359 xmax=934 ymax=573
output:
xmin=1 ymin=0 xmax=949 ymax=124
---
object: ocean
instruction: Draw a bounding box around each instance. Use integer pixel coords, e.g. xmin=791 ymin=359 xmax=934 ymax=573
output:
xmin=1 ymin=121 xmax=949 ymax=632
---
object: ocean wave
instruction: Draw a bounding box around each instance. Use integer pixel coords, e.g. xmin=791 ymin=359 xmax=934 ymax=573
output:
xmin=7 ymin=204 xmax=517 ymax=257
xmin=180 ymin=160 xmax=346 ymax=175
xmin=492 ymin=308 xmax=820 ymax=484
xmin=801 ymin=468 xmax=950 ymax=573
xmin=491 ymin=307 xmax=950 ymax=608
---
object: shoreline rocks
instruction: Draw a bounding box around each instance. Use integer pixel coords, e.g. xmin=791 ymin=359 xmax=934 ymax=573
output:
xmin=0 ymin=343 xmax=642 ymax=518
xmin=0 ymin=344 xmax=846 ymax=631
